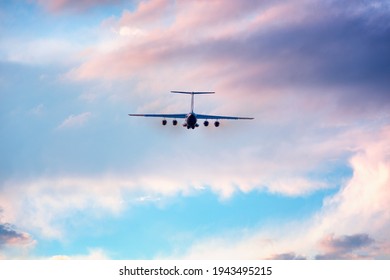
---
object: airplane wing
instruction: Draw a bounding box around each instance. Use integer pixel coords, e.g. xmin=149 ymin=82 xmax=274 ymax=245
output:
xmin=128 ymin=113 xmax=187 ymax=119
xmin=196 ymin=114 xmax=254 ymax=120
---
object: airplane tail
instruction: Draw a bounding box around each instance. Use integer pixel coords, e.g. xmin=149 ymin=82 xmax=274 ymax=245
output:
xmin=171 ymin=91 xmax=215 ymax=112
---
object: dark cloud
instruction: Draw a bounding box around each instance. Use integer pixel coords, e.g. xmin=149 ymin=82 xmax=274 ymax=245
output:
xmin=243 ymin=4 xmax=388 ymax=88
xmin=74 ymin=0 xmax=390 ymax=109
xmin=173 ymin=0 xmax=390 ymax=116
xmin=0 ymin=223 xmax=34 ymax=247
xmin=268 ymin=252 xmax=306 ymax=260
xmin=269 ymin=234 xmax=376 ymax=260
xmin=322 ymin=233 xmax=374 ymax=251
xmin=315 ymin=233 xmax=375 ymax=259
xmin=315 ymin=253 xmax=371 ymax=260
xmin=267 ymin=234 xmax=377 ymax=260
xmin=119 ymin=0 xmax=389 ymax=118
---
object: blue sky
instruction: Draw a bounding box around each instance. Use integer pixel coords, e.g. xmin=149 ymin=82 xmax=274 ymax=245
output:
xmin=1 ymin=0 xmax=390 ymax=260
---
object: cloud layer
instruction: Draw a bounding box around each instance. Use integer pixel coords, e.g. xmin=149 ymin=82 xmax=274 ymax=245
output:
xmin=70 ymin=0 xmax=390 ymax=96
xmin=165 ymin=126 xmax=390 ymax=259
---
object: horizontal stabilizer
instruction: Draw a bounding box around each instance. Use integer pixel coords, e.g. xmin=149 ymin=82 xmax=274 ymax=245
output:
xmin=171 ymin=91 xmax=215 ymax=95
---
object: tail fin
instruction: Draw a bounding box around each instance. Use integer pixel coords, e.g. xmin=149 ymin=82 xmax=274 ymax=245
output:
xmin=171 ymin=91 xmax=215 ymax=112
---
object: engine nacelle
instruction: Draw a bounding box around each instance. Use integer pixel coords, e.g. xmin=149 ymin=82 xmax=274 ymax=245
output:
xmin=172 ymin=120 xmax=178 ymax=126
xmin=204 ymin=120 xmax=209 ymax=127
xmin=162 ymin=119 xmax=167 ymax=126
xmin=214 ymin=121 xmax=220 ymax=127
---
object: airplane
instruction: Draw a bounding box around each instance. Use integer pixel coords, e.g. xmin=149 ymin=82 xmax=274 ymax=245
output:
xmin=128 ymin=91 xmax=254 ymax=129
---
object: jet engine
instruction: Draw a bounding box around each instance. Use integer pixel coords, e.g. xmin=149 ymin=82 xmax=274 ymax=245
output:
xmin=162 ymin=119 xmax=167 ymax=126
xmin=214 ymin=121 xmax=220 ymax=127
xmin=172 ymin=120 xmax=178 ymax=126
xmin=204 ymin=120 xmax=209 ymax=127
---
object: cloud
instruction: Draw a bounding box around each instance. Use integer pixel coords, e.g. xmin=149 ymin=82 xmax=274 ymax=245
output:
xmin=1 ymin=122 xmax=387 ymax=242
xmin=316 ymin=126 xmax=390 ymax=236
xmin=315 ymin=233 xmax=374 ymax=259
xmin=67 ymin=1 xmax=273 ymax=80
xmin=0 ymin=176 xmax=131 ymax=239
xmin=118 ymin=0 xmax=174 ymax=28
xmin=34 ymin=0 xmax=122 ymax=13
xmin=161 ymin=126 xmax=390 ymax=259
xmin=268 ymin=233 xmax=376 ymax=260
xmin=0 ymin=223 xmax=35 ymax=247
xmin=61 ymin=0 xmax=390 ymax=143
xmin=68 ymin=0 xmax=390 ymax=93
xmin=320 ymin=233 xmax=374 ymax=253
xmin=2 ymin=102 xmax=364 ymax=242
xmin=29 ymin=104 xmax=45 ymax=116
xmin=57 ymin=112 xmax=92 ymax=129
xmin=268 ymin=252 xmax=306 ymax=260
xmin=1 ymin=38 xmax=83 ymax=66
xmin=49 ymin=248 xmax=109 ymax=260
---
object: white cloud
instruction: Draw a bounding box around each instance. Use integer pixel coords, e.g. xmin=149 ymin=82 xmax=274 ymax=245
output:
xmin=49 ymin=248 xmax=109 ymax=260
xmin=118 ymin=26 xmax=146 ymax=38
xmin=0 ymin=123 xmax=381 ymax=241
xmin=162 ymin=126 xmax=390 ymax=259
xmin=1 ymin=38 xmax=83 ymax=66
xmin=0 ymin=123 xmax=389 ymax=259
xmin=29 ymin=104 xmax=45 ymax=116
xmin=315 ymin=126 xmax=390 ymax=240
xmin=57 ymin=112 xmax=92 ymax=129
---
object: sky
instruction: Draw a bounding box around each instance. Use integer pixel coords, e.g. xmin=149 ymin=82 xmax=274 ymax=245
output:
xmin=0 ymin=0 xmax=390 ymax=260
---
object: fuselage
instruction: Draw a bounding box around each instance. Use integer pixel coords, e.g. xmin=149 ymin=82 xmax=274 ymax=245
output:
xmin=185 ymin=113 xmax=197 ymax=129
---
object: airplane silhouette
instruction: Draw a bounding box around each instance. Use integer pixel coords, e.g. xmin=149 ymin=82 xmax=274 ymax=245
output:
xmin=128 ymin=91 xmax=254 ymax=129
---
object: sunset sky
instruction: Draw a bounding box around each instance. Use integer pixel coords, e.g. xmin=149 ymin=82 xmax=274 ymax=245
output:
xmin=1 ymin=0 xmax=390 ymax=259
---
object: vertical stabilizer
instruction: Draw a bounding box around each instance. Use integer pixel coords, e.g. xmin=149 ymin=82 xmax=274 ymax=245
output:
xmin=170 ymin=91 xmax=215 ymax=113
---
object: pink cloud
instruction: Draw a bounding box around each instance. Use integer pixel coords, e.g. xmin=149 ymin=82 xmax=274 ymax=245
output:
xmin=67 ymin=0 xmax=320 ymax=82
xmin=65 ymin=0 xmax=390 ymax=122
xmin=318 ymin=127 xmax=390 ymax=237
xmin=67 ymin=1 xmax=271 ymax=81
xmin=119 ymin=0 xmax=173 ymax=27
xmin=171 ymin=1 xmax=264 ymax=37
xmin=35 ymin=0 xmax=120 ymax=13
